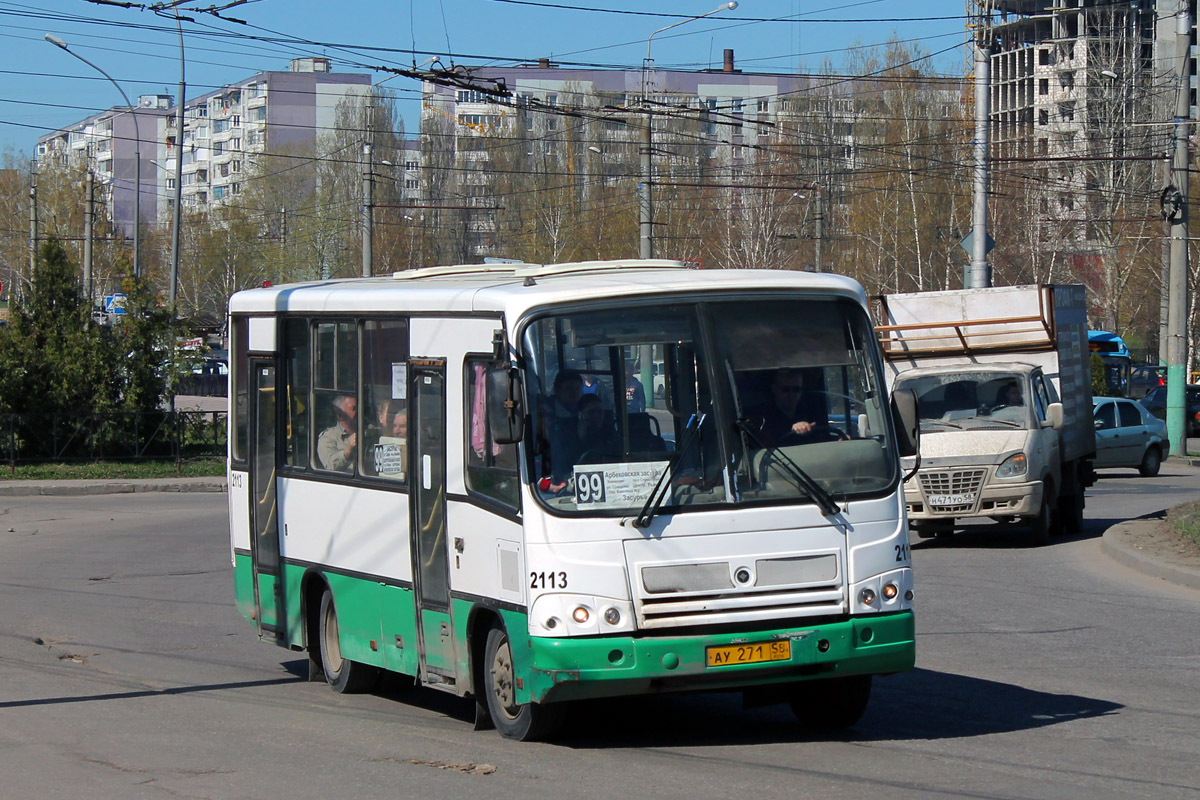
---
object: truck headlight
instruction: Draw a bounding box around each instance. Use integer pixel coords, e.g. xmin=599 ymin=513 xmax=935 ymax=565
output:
xmin=996 ymin=453 xmax=1027 ymax=478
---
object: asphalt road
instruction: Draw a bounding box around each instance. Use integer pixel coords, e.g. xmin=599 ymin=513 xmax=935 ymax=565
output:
xmin=1 ymin=472 xmax=1198 ymax=799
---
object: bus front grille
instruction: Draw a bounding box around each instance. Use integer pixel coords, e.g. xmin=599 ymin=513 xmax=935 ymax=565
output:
xmin=636 ymin=586 xmax=846 ymax=629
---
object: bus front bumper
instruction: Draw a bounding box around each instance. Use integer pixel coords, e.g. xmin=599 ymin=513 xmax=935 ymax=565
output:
xmin=521 ymin=611 xmax=914 ymax=705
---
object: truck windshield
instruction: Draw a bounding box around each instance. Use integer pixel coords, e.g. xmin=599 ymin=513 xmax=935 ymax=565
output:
xmin=896 ymin=372 xmax=1031 ymax=430
xmin=522 ymin=296 xmax=897 ymax=516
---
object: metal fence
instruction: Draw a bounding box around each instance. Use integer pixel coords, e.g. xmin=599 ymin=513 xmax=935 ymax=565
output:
xmin=0 ymin=410 xmax=227 ymax=468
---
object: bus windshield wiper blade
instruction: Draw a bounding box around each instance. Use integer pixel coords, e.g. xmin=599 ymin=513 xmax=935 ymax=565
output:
xmin=735 ymin=418 xmax=840 ymax=517
xmin=633 ymin=413 xmax=704 ymax=528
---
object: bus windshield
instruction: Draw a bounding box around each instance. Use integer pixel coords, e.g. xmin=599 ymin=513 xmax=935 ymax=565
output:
xmin=522 ymin=296 xmax=897 ymax=516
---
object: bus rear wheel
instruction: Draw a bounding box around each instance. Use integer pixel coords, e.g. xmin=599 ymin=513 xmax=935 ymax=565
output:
xmin=317 ymin=589 xmax=378 ymax=694
xmin=483 ymin=624 xmax=564 ymax=741
xmin=788 ymin=675 xmax=872 ymax=731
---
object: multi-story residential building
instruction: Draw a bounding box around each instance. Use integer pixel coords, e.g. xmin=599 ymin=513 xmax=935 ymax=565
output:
xmin=36 ymin=94 xmax=174 ymax=239
xmin=172 ymin=58 xmax=371 ymax=214
xmin=37 ymin=58 xmax=372 ymax=234
xmin=419 ymin=50 xmax=917 ymax=259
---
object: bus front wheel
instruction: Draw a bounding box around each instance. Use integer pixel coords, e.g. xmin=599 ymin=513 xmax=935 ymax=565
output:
xmin=317 ymin=589 xmax=378 ymax=694
xmin=788 ymin=675 xmax=872 ymax=731
xmin=483 ymin=624 xmax=564 ymax=741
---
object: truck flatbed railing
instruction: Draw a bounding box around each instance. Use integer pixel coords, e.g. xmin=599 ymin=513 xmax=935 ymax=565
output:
xmin=873 ymin=286 xmax=1057 ymax=359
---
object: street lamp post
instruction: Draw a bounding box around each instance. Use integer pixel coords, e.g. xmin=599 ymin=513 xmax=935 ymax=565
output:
xmin=639 ymin=2 xmax=737 ymax=259
xmin=45 ymin=33 xmax=141 ymax=279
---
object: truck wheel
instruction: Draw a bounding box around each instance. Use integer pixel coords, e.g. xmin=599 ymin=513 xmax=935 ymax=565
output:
xmin=1138 ymin=447 xmax=1161 ymax=478
xmin=912 ymin=519 xmax=954 ymax=539
xmin=483 ymin=624 xmax=565 ymax=741
xmin=1027 ymin=494 xmax=1052 ymax=547
xmin=788 ymin=676 xmax=872 ymax=731
xmin=317 ymin=589 xmax=379 ymax=694
xmin=1056 ymin=492 xmax=1084 ymax=534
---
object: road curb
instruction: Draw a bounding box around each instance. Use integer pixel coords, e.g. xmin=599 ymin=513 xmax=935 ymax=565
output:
xmin=0 ymin=478 xmax=227 ymax=496
xmin=1101 ymin=519 xmax=1200 ymax=592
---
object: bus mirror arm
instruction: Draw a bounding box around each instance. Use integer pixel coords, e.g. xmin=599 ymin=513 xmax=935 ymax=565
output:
xmin=891 ymin=388 xmax=920 ymax=459
xmin=492 ymin=328 xmax=508 ymax=362
xmin=487 ymin=366 xmax=525 ymax=445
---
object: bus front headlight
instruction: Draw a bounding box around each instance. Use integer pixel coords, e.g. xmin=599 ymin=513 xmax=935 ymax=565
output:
xmin=530 ymin=594 xmax=635 ymax=636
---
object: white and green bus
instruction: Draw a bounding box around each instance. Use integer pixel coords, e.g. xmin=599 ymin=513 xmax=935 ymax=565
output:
xmin=227 ymin=259 xmax=919 ymax=740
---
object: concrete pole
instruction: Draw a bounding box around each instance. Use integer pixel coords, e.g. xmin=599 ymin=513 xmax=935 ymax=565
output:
xmin=84 ymin=168 xmax=94 ymax=306
xmin=969 ymin=36 xmax=992 ymax=289
xmin=1166 ymin=4 xmax=1191 ymax=457
xmin=1161 ymin=156 xmax=1171 ymax=366
xmin=168 ymin=10 xmax=185 ymax=313
xmin=639 ymin=115 xmax=653 ymax=259
xmin=362 ymin=141 xmax=374 ymax=277
xmin=28 ymin=165 xmax=37 ymax=272
xmin=813 ymin=184 xmax=824 ymax=272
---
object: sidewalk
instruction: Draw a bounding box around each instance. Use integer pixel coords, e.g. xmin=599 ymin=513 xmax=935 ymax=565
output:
xmin=0 ymin=476 xmax=227 ymax=496
xmin=1100 ymin=515 xmax=1200 ymax=592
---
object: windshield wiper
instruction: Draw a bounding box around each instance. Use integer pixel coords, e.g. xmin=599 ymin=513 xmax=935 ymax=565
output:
xmin=633 ymin=413 xmax=704 ymax=528
xmin=735 ymin=418 xmax=840 ymax=516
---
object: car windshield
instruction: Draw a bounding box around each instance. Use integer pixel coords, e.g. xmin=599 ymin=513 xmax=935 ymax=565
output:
xmin=522 ymin=296 xmax=898 ymax=516
xmin=895 ymin=371 xmax=1032 ymax=431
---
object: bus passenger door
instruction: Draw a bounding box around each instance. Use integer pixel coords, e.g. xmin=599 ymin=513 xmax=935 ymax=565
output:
xmin=249 ymin=360 xmax=283 ymax=639
xmin=410 ymin=361 xmax=456 ymax=684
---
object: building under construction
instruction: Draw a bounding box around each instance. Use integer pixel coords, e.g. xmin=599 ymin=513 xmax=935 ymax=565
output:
xmin=985 ymin=1 xmax=1182 ymax=237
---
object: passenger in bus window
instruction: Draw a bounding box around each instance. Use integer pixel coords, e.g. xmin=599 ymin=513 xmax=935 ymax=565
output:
xmin=624 ymin=363 xmax=646 ymax=413
xmin=538 ymin=369 xmax=584 ymax=492
xmin=377 ymin=398 xmax=408 ymax=439
xmin=317 ymin=394 xmax=357 ymax=472
xmin=746 ymin=369 xmax=822 ymax=447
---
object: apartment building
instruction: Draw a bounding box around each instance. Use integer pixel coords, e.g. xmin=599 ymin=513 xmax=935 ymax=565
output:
xmin=419 ymin=51 xmax=882 ymax=257
xmin=37 ymin=58 xmax=372 ymax=234
xmin=36 ymin=95 xmax=174 ymax=240
xmin=173 ymin=58 xmax=370 ymax=213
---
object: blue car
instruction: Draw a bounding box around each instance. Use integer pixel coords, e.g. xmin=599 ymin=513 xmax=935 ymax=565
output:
xmin=1139 ymin=385 xmax=1200 ymax=437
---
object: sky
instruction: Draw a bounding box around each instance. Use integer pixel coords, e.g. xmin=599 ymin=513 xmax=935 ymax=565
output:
xmin=0 ymin=0 xmax=969 ymax=158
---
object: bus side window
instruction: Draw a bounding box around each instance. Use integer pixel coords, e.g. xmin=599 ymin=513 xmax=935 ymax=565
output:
xmin=282 ymin=318 xmax=310 ymax=469
xmin=231 ymin=316 xmax=249 ymax=462
xmin=465 ymin=357 xmax=520 ymax=509
xmin=361 ymin=320 xmax=409 ymax=482
xmin=312 ymin=320 xmax=358 ymax=473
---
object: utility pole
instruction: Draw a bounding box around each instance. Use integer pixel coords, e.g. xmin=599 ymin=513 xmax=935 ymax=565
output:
xmin=1161 ymin=155 xmax=1171 ymax=367
xmin=363 ymin=141 xmax=374 ymax=277
xmin=969 ymin=33 xmax=992 ymax=289
xmin=28 ymin=163 xmax=37 ymax=272
xmin=84 ymin=167 xmax=94 ymax=306
xmin=639 ymin=2 xmax=737 ymax=260
xmin=1165 ymin=3 xmax=1191 ymax=457
xmin=639 ymin=117 xmax=653 ymax=259
xmin=813 ymin=185 xmax=824 ymax=272
xmin=168 ymin=8 xmax=185 ymax=313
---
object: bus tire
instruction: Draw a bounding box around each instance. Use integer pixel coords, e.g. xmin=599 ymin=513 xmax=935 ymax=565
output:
xmin=318 ymin=589 xmax=378 ymax=694
xmin=483 ymin=624 xmax=564 ymax=741
xmin=788 ymin=675 xmax=872 ymax=730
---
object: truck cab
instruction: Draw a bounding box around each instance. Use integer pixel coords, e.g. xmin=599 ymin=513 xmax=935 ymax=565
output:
xmin=894 ymin=362 xmax=1064 ymax=540
xmin=874 ymin=284 xmax=1096 ymax=546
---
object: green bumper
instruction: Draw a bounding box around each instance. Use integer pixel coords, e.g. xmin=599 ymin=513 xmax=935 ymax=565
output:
xmin=521 ymin=611 xmax=915 ymax=704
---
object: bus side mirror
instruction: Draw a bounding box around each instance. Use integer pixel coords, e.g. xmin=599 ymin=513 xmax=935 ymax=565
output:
xmin=891 ymin=388 xmax=920 ymax=458
xmin=487 ymin=367 xmax=524 ymax=445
